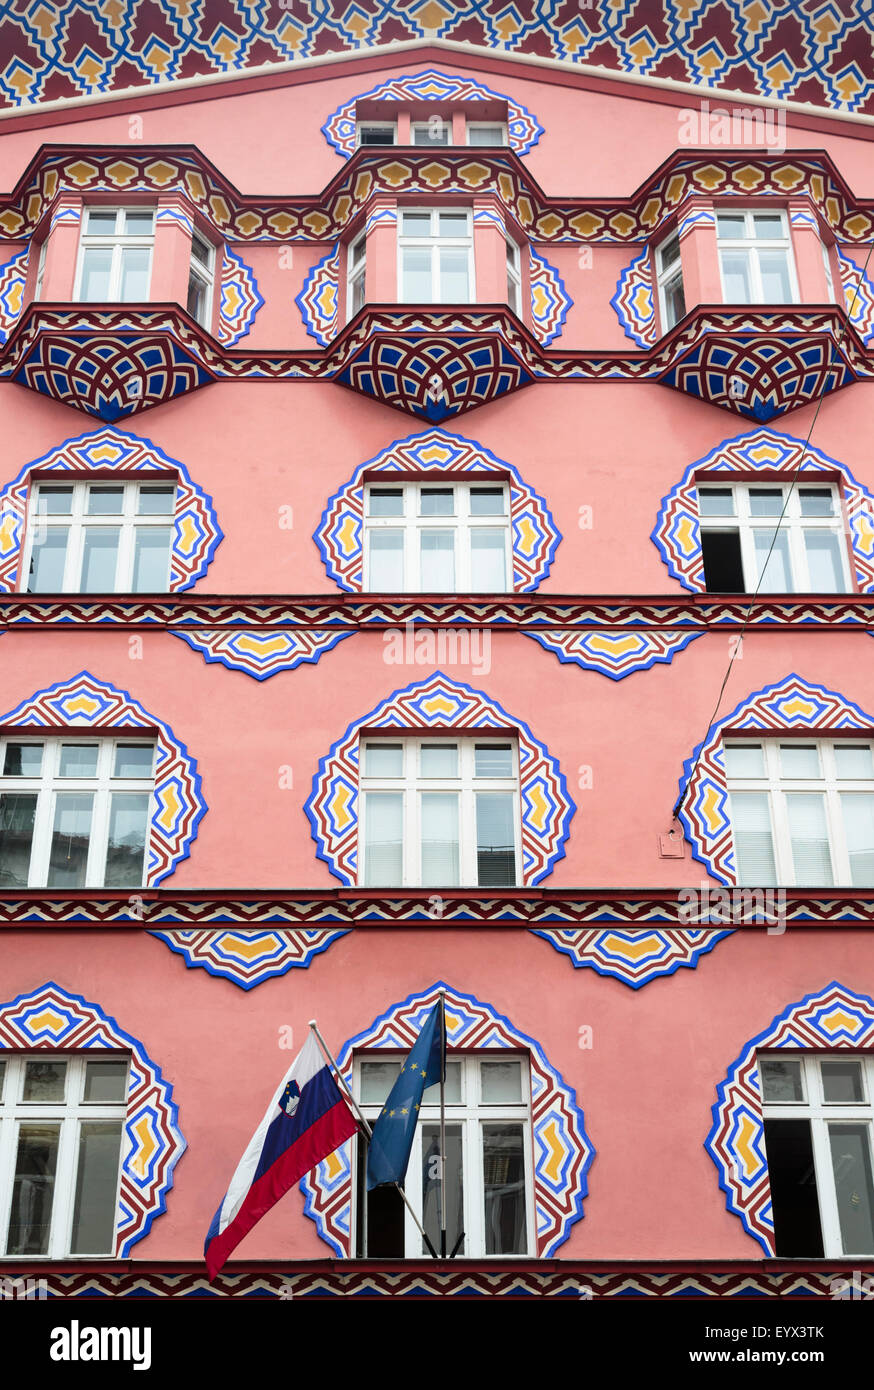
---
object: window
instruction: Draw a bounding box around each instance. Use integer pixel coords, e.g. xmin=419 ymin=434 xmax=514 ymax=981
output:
xmin=0 ymin=1054 xmax=128 ymax=1257
xmin=655 ymin=232 xmax=685 ymax=331
xmin=398 ymin=208 xmax=474 ymax=303
xmin=717 ymin=209 xmax=797 ymax=304
xmin=697 ymin=481 xmax=850 ymax=594
xmin=354 ymin=1053 xmax=532 ymax=1257
xmin=467 ymin=122 xmax=507 ymax=146
xmin=34 ymin=239 xmax=47 ymax=300
xmin=412 ymin=120 xmax=450 ymax=146
xmin=75 ymin=207 xmax=154 ymax=303
xmin=364 ymin=479 xmax=510 ymax=592
xmin=506 ymin=237 xmax=522 ymax=314
xmin=359 ymin=737 xmax=520 ymax=888
xmin=346 ymin=232 xmax=366 ymax=321
xmin=357 ymin=122 xmax=396 ymax=146
xmin=186 ymin=231 xmax=215 ymax=328
xmin=0 ymin=736 xmax=156 ymax=889
xmin=760 ymin=1053 xmax=874 ymax=1257
xmin=724 ymin=738 xmax=874 ymax=887
xmin=23 ymin=478 xmax=175 ymax=594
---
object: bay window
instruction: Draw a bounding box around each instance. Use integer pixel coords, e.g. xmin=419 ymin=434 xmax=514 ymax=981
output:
xmin=364 ymin=479 xmax=510 ymax=592
xmin=697 ymin=481 xmax=850 ymax=593
xmin=717 ymin=209 xmax=798 ymax=304
xmin=398 ymin=208 xmax=473 ymax=303
xmin=0 ymin=1053 xmax=128 ymax=1257
xmin=359 ymin=736 xmax=520 ymax=888
xmin=354 ymin=1053 xmax=532 ymax=1257
xmin=0 ymin=736 xmax=156 ymax=889
xmin=761 ymin=1052 xmax=874 ymax=1257
xmin=75 ymin=207 xmax=154 ymax=302
xmin=23 ymin=478 xmax=175 ymax=594
xmin=724 ymin=738 xmax=874 ymax=887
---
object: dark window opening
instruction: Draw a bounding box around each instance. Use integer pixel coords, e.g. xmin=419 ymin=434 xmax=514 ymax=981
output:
xmin=355 ymin=1137 xmax=404 ymax=1256
xmin=764 ymin=1118 xmax=825 ymax=1257
xmin=701 ymin=529 xmax=745 ymax=592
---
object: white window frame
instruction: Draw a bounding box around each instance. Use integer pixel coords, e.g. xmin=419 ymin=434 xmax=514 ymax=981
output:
xmin=466 ymin=121 xmax=507 ymax=146
xmin=696 ymin=479 xmax=852 ymax=593
xmin=363 ymin=478 xmax=511 ymax=593
xmin=0 ymin=1052 xmax=128 ymax=1258
xmin=355 ymin=121 xmax=397 ymax=147
xmin=358 ymin=735 xmax=522 ymax=888
xmin=353 ymin=1051 xmax=534 ymax=1258
xmin=346 ymin=231 xmax=367 ymax=322
xmin=34 ymin=239 xmax=48 ymax=301
xmin=0 ymin=735 xmax=156 ymax=889
xmin=655 ymin=230 xmax=685 ymax=331
xmin=506 ymin=236 xmax=522 ymax=314
xmin=411 ymin=119 xmax=451 ymax=146
xmin=716 ymin=207 xmax=799 ymax=305
xmin=760 ymin=1051 xmax=874 ymax=1257
xmin=724 ymin=736 xmax=874 ymax=886
xmin=21 ymin=477 xmax=176 ymax=594
xmin=73 ymin=206 xmax=155 ymax=303
xmin=187 ymin=229 xmax=215 ymax=328
xmin=397 ymin=206 xmax=475 ymax=304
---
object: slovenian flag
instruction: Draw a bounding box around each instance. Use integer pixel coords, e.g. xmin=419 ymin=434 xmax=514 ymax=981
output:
xmin=204 ymin=1033 xmax=358 ymax=1279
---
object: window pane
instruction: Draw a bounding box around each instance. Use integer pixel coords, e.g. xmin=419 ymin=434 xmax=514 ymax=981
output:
xmin=474 ymin=744 xmax=513 ymax=777
xmin=0 ymin=794 xmax=36 ymax=886
xmin=786 ymin=793 xmax=833 ymax=886
xmin=841 ymin=794 xmax=874 ymax=887
xmin=3 ymin=743 xmax=43 ymax=776
xmin=23 ymin=1060 xmax=66 ymax=1102
xmin=28 ymin=528 xmax=68 ymax=591
xmin=137 ymin=485 xmax=175 ymax=516
xmin=748 ymin=489 xmax=784 ymax=517
xmin=104 ymin=792 xmax=150 ymax=888
xmin=438 ymin=246 xmax=469 ymax=301
xmin=133 ymin=526 xmax=171 ymax=591
xmin=753 ymin=214 xmax=784 ymax=238
xmin=119 ymin=246 xmax=150 ymax=300
xmin=420 ymin=531 xmax=454 ymax=590
xmin=413 ymin=124 xmax=448 ymax=145
xmin=469 ymin=488 xmax=506 ymax=516
xmin=697 ymin=487 xmax=734 ymax=516
xmin=471 ymin=530 xmax=507 ymax=591
xmin=662 ymin=270 xmax=685 ymax=327
xmin=47 ymin=792 xmax=94 ymax=887
xmin=468 ymin=125 xmax=504 ymax=145
xmin=79 ymin=247 xmax=113 ymax=300
xmin=113 ymin=744 xmax=154 ymax=778
xmin=363 ymin=792 xmax=403 ymax=887
xmin=835 ymin=745 xmax=874 ymax=779
xmin=59 ymin=744 xmax=98 ymax=778
xmin=760 ymin=1057 xmax=803 ymax=1103
xmin=764 ymin=1118 xmax=824 ymax=1257
xmin=422 ymin=1122 xmax=463 ymax=1256
xmin=438 ymin=213 xmax=468 ymax=237
xmin=83 ymin=1060 xmax=129 ymax=1104
xmin=5 ymin=1123 xmax=60 ymax=1255
xmin=358 ymin=126 xmax=395 ymax=146
xmin=422 ymin=1059 xmax=462 ymax=1103
xmin=829 ymin=1124 xmax=874 ymax=1254
xmin=86 ymin=209 xmax=117 ymax=233
xmin=717 ymin=215 xmax=746 ymax=239
xmin=35 ymin=487 xmax=73 ymax=515
xmin=0 ymin=1060 xmax=4 ymax=1100
xmin=723 ymin=743 xmax=765 ymax=777
xmin=364 ymin=743 xmax=403 ymax=777
xmin=359 ymin=1061 xmax=401 ymax=1104
xmin=420 ymin=488 xmax=454 ymax=516
xmin=482 ymin=1122 xmax=527 ymax=1254
xmin=420 ymin=743 xmax=458 ymax=778
xmin=401 ymin=212 xmax=431 ymax=235
xmin=70 ymin=1121 xmax=123 ymax=1254
xmin=729 ymin=791 xmax=777 ymax=885
xmin=758 ymin=250 xmax=792 ymax=302
xmin=804 ymin=531 xmax=844 ymax=592
xmin=187 ymin=270 xmax=209 ymax=323
xmin=779 ymin=743 xmax=820 ymax=778
xmin=400 ymin=246 xmax=431 ymax=300
xmin=367 ymin=531 xmax=404 ymax=590
xmin=481 ymin=1059 xmax=522 ymax=1103
xmin=86 ymin=486 xmax=124 ymax=515
xmin=81 ymin=527 xmax=120 ymax=591
xmin=124 ymin=210 xmax=154 ymax=234
xmin=476 ymin=792 xmax=516 ymax=887
xmin=368 ymin=489 xmax=404 ymax=517
xmin=799 ymin=488 xmax=835 ymax=518
xmin=821 ymin=1060 xmax=864 ymax=1104
xmin=421 ymin=791 xmax=459 ymax=886
xmin=720 ymin=250 xmax=752 ymax=301
xmin=753 ymin=528 xmax=791 ymax=591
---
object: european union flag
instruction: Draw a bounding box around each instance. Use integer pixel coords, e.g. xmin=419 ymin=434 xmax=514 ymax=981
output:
xmin=366 ymin=999 xmax=445 ymax=1191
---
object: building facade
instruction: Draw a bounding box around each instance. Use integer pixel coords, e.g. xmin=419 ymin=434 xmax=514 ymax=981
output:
xmin=1 ymin=6 xmax=874 ymax=1300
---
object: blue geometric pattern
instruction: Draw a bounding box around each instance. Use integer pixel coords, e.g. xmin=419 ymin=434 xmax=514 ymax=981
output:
xmin=529 ymin=249 xmax=571 ymax=345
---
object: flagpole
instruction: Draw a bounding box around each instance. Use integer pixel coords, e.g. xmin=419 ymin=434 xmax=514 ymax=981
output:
xmin=438 ymin=989 xmax=447 ymax=1260
xmin=308 ymin=1020 xmax=440 ymax=1259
